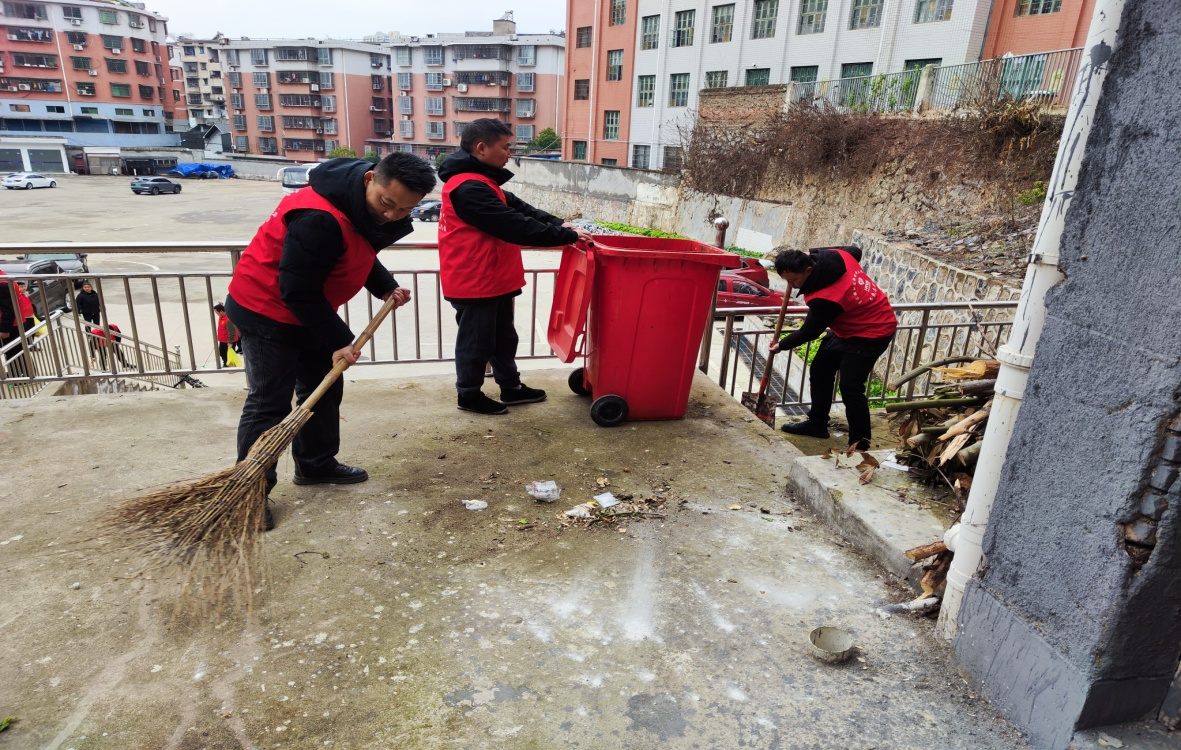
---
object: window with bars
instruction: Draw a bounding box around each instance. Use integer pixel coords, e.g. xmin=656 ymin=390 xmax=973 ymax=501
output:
xmin=671 ymin=10 xmax=695 ymax=47
xmin=576 ymin=26 xmax=592 ymax=48
xmin=250 ymin=48 xmax=268 ymax=66
xmin=423 ymin=47 xmax=443 ymax=65
xmin=640 ymin=15 xmax=660 ymax=49
xmin=225 ymin=49 xmax=239 ymax=66
xmin=131 ymin=39 xmax=145 ymax=54
xmin=631 ymin=144 xmax=650 ymax=169
xmin=184 ymin=62 xmax=198 ymax=73
xmin=70 ymin=56 xmax=91 ymax=70
xmin=398 ymin=96 xmax=412 ymax=114
xmin=711 ymin=5 xmax=735 ymax=43
xmin=425 ymin=96 xmax=444 ymax=115
xmin=135 ymin=60 xmax=150 ymax=75
xmin=395 ymin=47 xmax=411 ymax=66
xmin=849 ymin=0 xmax=883 ymax=28
xmin=752 ymin=0 xmax=779 ymax=38
xmin=101 ymin=34 xmax=122 ymax=50
xmin=66 ymin=31 xmax=86 ymax=45
xmin=606 ymin=50 xmax=623 ymax=81
xmin=8 ymin=27 xmax=53 ymax=42
xmin=232 ymin=114 xmax=246 ymax=130
xmin=904 ymin=57 xmax=942 ymax=70
xmin=572 ymin=141 xmax=587 ymax=160
xmin=235 ymin=135 xmax=248 ymax=152
xmin=515 ymin=98 xmax=535 ymax=117
xmin=317 ymin=48 xmax=332 ymax=65
xmin=127 ymin=13 xmax=143 ymax=28
xmin=113 ymin=107 xmax=133 ymax=115
xmin=105 ymin=58 xmax=126 ymax=74
xmin=252 ymin=72 xmax=269 ymax=87
xmin=259 ymin=137 xmax=278 ymax=154
xmin=321 ymin=94 xmax=336 ymax=111
xmin=319 ymin=72 xmax=334 ymax=89
xmin=76 ymin=82 xmax=95 ymax=96
xmin=187 ymin=93 xmax=203 ymax=105
xmin=1016 ymin=0 xmax=1060 ymax=14
xmin=705 ymin=70 xmax=728 ymax=88
xmin=62 ymin=5 xmax=81 ymax=19
xmin=914 ymin=0 xmax=953 ymax=22
xmin=516 ymin=124 xmax=534 ymax=143
xmin=841 ymin=61 xmax=873 ymax=78
xmin=137 ymin=84 xmax=154 ymax=98
xmin=636 ymin=75 xmax=655 ymax=106
xmin=230 ymin=93 xmax=244 ymax=109
xmin=517 ymin=45 xmax=536 ymax=65
xmin=255 ymin=93 xmax=272 ymax=109
xmin=257 ymin=115 xmax=274 ymax=131
xmin=396 ymin=120 xmax=411 ymax=138
xmin=516 ymin=72 xmax=535 ymax=92
xmin=280 ymin=94 xmax=321 ymax=107
xmin=574 ymin=79 xmax=590 ymax=100
xmin=790 ymin=65 xmax=819 ymax=82
xmin=426 ymin=121 xmax=445 ymax=139
xmin=5 ymin=2 xmax=47 ymax=19
xmin=111 ymin=83 xmax=130 ymax=97
xmin=603 ymin=110 xmax=619 ymax=140
xmin=798 ymin=0 xmax=828 ymax=34
xmin=745 ymin=68 xmax=770 ymax=86
xmin=663 ymin=146 xmax=683 ymax=171
xmin=98 ymin=9 xmax=118 ymax=23
xmin=282 ymin=116 xmax=318 ymax=129
xmin=610 ymin=0 xmax=625 ymax=25
xmin=668 ymin=73 xmax=689 ymax=107
xmin=425 ymin=72 xmax=443 ymax=90
xmin=397 ymin=72 xmax=412 ymax=90
xmin=321 ymin=118 xmax=337 ymax=134
xmin=228 ymin=71 xmax=242 ymax=87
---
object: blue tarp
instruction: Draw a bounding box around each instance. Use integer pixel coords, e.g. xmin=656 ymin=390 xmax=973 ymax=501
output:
xmin=166 ymin=163 xmax=235 ymax=178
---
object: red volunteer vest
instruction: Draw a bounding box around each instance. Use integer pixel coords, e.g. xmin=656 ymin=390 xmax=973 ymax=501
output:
xmin=228 ymin=188 xmax=375 ymax=325
xmin=438 ymin=173 xmax=525 ymax=299
xmin=804 ymin=249 xmax=897 ymax=339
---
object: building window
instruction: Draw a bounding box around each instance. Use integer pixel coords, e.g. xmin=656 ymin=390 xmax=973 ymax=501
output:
xmin=319 ymin=72 xmax=334 ymax=89
xmin=671 ymin=10 xmax=695 ymax=47
xmin=576 ymin=26 xmax=592 ymax=48
xmin=317 ymin=48 xmax=332 ymax=65
xmin=639 ymin=15 xmax=660 ymax=50
xmin=66 ymin=30 xmax=86 ymax=45
xmin=395 ymin=47 xmax=411 ymax=66
xmin=1016 ymin=0 xmax=1060 ymax=14
xmin=76 ymin=83 xmax=95 ymax=96
xmin=606 ymin=50 xmax=623 ymax=81
xmin=668 ymin=73 xmax=689 ymax=107
xmin=135 ymin=60 xmax=150 ymax=75
xmin=798 ymin=0 xmax=829 ymax=34
xmin=235 ymin=136 xmax=249 ymax=152
xmin=397 ymin=72 xmax=412 ymax=90
xmin=321 ymin=94 xmax=336 ymax=111
xmin=397 ymin=96 xmax=412 ymax=114
xmin=7 ymin=27 xmax=54 ymax=42
xmin=111 ymin=83 xmax=131 ymax=97
xmin=423 ymin=72 xmax=442 ymax=90
xmin=849 ymin=0 xmax=883 ymax=28
xmin=71 ymin=56 xmax=91 ymax=70
xmin=516 ymin=72 xmax=535 ymax=92
xmin=841 ymin=62 xmax=873 ymax=79
xmin=516 ymin=124 xmax=534 ymax=143
xmin=515 ymin=98 xmax=535 ymax=117
xmin=705 ymin=70 xmax=728 ymax=88
xmin=98 ymin=9 xmax=118 ymax=23
xmin=711 ymin=5 xmax=735 ymax=43
xmin=138 ymin=84 xmax=154 ymax=98
xmin=232 ymin=114 xmax=247 ymax=130
xmin=8 ymin=103 xmax=31 ymax=112
xmin=106 ymin=58 xmax=127 ymax=74
xmin=572 ymin=141 xmax=587 ymax=160
xmin=5 ymin=1 xmax=47 ymax=19
xmin=257 ymin=115 xmax=274 ymax=131
xmin=131 ymin=38 xmax=145 ymax=53
xmin=752 ymin=0 xmax=779 ymax=38
xmin=904 ymin=57 xmax=942 ymax=70
xmin=423 ymin=46 xmax=443 ymax=66
xmin=663 ymin=146 xmax=683 ymax=171
xmin=601 ymin=158 xmax=617 ymax=166
xmin=255 ymin=93 xmax=272 ymax=109
xmin=227 ymin=71 xmax=242 ymax=88
xmin=426 ymin=121 xmax=445 ymax=139
xmin=12 ymin=52 xmax=58 ymax=68
xmin=609 ymin=0 xmax=626 ymax=25
xmin=45 ymin=104 xmax=65 ymax=113
xmin=914 ymin=0 xmax=953 ymax=22
xmin=399 ymin=120 xmax=413 ymax=138
xmin=425 ymin=96 xmax=445 ymax=115
xmin=745 ymin=68 xmax=771 ymax=86
xmin=230 ymin=93 xmax=244 ymax=109
xmin=790 ymin=65 xmax=819 ymax=83
xmin=604 ymin=110 xmax=619 ymax=140
xmin=517 ymin=45 xmax=536 ymax=65
xmin=259 ymin=137 xmax=278 ymax=154
xmin=636 ymin=75 xmax=655 ymax=107
xmin=225 ymin=49 xmax=239 ymax=66
xmin=631 ymin=144 xmax=650 ymax=169
xmin=62 ymin=6 xmax=82 ymax=20
xmin=252 ymin=72 xmax=270 ymax=87
xmin=574 ymin=79 xmax=590 ymax=100
xmin=101 ymin=34 xmax=122 ymax=50
xmin=250 ymin=48 xmax=268 ymax=66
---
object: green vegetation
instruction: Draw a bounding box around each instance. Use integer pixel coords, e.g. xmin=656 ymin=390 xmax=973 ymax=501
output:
xmin=361 ymin=150 xmax=381 ymax=164
xmin=1016 ymin=180 xmax=1047 ymax=206
xmin=726 ymin=245 xmax=765 ymax=258
xmin=528 ymin=127 xmax=560 ymax=151
xmin=596 ymin=221 xmax=687 ymax=239
xmin=435 ymin=153 xmax=449 ymax=169
xmin=0 ymin=716 xmax=14 ymax=732
xmin=327 ymin=146 xmax=358 ymax=159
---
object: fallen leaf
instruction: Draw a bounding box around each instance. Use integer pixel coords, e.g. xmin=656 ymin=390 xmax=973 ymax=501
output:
xmin=845 ymin=445 xmax=858 ymax=458
xmin=858 ymin=466 xmax=876 ymax=485
xmin=728 ymin=504 xmax=742 ymax=511
xmin=855 ymin=452 xmax=880 ymax=470
xmin=821 ymin=448 xmax=834 ymax=460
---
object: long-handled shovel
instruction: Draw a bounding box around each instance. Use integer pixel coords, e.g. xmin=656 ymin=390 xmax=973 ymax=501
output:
xmin=741 ymin=284 xmax=794 ymax=426
xmin=102 ymin=294 xmax=402 ymax=612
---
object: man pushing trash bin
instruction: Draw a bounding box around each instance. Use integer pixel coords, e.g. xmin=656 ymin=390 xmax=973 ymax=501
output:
xmin=771 ymin=246 xmax=897 ymax=452
xmin=437 ymin=118 xmax=591 ymax=415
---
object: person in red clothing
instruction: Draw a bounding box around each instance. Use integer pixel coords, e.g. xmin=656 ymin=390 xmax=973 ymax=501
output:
xmin=14 ymin=282 xmax=34 ymax=331
xmin=437 ymin=118 xmax=591 ymax=415
xmin=225 ymin=153 xmax=435 ymax=530
xmin=90 ymin=322 xmax=130 ymax=369
xmin=770 ymin=247 xmax=898 ymax=451
xmin=212 ymin=302 xmax=240 ymax=367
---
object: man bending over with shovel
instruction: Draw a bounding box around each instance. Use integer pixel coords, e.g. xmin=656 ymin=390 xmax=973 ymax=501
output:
xmin=226 ymin=153 xmax=436 ymax=530
xmin=771 ymin=247 xmax=897 ymax=451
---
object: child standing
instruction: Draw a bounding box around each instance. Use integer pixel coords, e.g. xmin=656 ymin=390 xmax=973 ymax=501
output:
xmin=437 ymin=118 xmax=591 ymax=415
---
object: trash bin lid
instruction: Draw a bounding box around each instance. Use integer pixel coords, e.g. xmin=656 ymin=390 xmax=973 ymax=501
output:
xmin=588 ymin=235 xmax=742 ymax=268
xmin=548 ymin=242 xmax=594 ymax=363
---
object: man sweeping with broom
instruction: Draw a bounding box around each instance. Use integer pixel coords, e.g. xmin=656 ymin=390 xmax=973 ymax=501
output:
xmin=225 ymin=152 xmax=436 ymax=531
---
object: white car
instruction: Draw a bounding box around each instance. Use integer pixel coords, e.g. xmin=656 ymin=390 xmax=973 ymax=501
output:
xmin=3 ymin=172 xmax=58 ymax=190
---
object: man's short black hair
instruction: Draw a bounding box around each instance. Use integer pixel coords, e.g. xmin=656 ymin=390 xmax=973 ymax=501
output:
xmin=774 ymin=249 xmax=814 ymax=276
xmin=373 ymin=151 xmax=437 ymax=195
xmin=460 ymin=118 xmax=513 ymax=153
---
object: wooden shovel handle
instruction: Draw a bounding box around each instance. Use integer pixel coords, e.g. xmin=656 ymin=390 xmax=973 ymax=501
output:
xmin=757 ymin=284 xmax=794 ymax=392
xmin=302 ymin=293 xmax=401 ymax=412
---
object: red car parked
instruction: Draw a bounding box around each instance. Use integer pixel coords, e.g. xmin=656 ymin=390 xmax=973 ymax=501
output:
xmin=728 ymin=256 xmax=771 ymax=286
xmin=716 ymin=272 xmax=784 ymax=310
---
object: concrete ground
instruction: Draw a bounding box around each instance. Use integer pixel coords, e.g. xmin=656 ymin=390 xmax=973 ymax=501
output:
xmin=0 ymin=370 xmax=1033 ymax=750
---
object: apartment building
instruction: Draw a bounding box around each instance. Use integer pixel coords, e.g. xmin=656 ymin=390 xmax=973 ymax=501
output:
xmin=0 ymin=0 xmax=187 ymax=171
xmin=175 ymin=35 xmax=227 ymax=127
xmin=388 ymin=13 xmax=564 ymax=160
xmin=982 ymin=0 xmax=1095 ymax=57
xmin=563 ymin=0 xmax=994 ymax=169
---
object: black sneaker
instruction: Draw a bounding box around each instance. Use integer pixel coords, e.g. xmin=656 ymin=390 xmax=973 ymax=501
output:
xmin=458 ymin=393 xmax=509 ymax=415
xmin=263 ymin=505 xmax=275 ymax=532
xmin=500 ymin=383 xmax=547 ymax=405
xmin=293 ymin=462 xmax=369 ymax=486
xmin=779 ymin=420 xmax=830 ymax=439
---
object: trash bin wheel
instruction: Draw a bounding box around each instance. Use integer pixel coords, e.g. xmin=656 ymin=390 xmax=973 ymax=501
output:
xmin=590 ymin=395 xmax=628 ymax=427
xmin=568 ymin=368 xmax=592 ymax=397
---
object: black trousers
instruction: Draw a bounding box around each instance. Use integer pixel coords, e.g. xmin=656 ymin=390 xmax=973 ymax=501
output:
xmin=237 ymin=330 xmax=343 ymax=487
xmin=451 ymin=295 xmax=521 ymax=398
xmin=807 ymin=333 xmax=892 ymax=450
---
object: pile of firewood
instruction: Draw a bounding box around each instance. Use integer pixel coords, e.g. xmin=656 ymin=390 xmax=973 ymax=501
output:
xmin=884 ymin=358 xmax=1000 ymax=511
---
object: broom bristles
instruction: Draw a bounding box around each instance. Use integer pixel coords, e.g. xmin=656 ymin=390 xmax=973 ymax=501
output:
xmin=101 ymin=408 xmax=314 ymax=613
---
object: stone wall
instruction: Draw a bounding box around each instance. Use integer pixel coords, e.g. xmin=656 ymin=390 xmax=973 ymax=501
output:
xmin=698 ymin=85 xmax=789 ymax=126
xmin=853 ymin=230 xmax=1021 ymax=304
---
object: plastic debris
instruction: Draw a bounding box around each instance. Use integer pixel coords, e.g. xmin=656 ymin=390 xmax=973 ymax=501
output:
xmin=525 ymin=480 xmax=561 ymax=502
xmin=564 ymin=503 xmax=597 ymax=518
xmin=593 ymin=492 xmax=619 ymax=508
xmin=461 ymin=499 xmax=488 ymax=511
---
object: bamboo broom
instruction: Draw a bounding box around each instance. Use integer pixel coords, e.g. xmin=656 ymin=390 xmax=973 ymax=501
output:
xmin=102 ymin=294 xmax=402 ymax=612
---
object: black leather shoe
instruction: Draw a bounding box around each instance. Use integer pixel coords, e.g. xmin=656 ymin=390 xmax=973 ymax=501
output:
xmin=501 ymin=383 xmax=547 ymax=405
xmin=263 ymin=505 xmax=275 ymax=532
xmin=458 ymin=393 xmax=509 ymax=415
xmin=779 ymin=420 xmax=830 ymax=439
xmin=293 ymin=463 xmax=369 ymax=486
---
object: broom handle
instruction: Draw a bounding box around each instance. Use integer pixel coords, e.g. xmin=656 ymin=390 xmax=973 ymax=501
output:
xmin=301 ymin=293 xmax=401 ymax=412
xmin=757 ymin=284 xmax=794 ymax=398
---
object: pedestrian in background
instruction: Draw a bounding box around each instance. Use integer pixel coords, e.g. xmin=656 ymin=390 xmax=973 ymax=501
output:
xmin=14 ymin=282 xmax=34 ymax=332
xmin=76 ymin=281 xmax=100 ymax=325
xmin=213 ymin=302 xmax=241 ymax=367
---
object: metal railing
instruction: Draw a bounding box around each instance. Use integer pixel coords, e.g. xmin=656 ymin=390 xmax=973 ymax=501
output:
xmin=792 ymin=67 xmax=925 ymax=113
xmin=928 ymin=47 xmax=1084 ymax=111
xmin=706 ymin=301 xmax=1017 ymax=410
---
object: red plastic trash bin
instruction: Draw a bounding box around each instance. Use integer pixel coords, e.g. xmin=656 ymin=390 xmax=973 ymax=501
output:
xmin=548 ymin=235 xmax=740 ymax=426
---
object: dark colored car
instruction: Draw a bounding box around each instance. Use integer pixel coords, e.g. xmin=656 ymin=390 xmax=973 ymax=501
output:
xmin=716 ymin=272 xmax=785 ymax=311
xmin=7 ymin=259 xmax=80 ymax=318
xmin=1 ymin=251 xmax=89 ymax=274
xmin=412 ymin=199 xmax=441 ymax=222
xmin=131 ymin=176 xmax=182 ymax=195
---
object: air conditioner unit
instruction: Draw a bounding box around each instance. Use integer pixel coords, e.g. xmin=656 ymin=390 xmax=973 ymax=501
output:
xmin=315 ymin=128 xmax=323 ymax=133
xmin=17 ymin=84 xmax=31 ymax=91
xmin=401 ymin=115 xmax=410 ymax=121
xmin=456 ymin=83 xmax=468 ymax=93
xmin=258 ymin=87 xmax=267 ymax=93
xmin=442 ymin=78 xmax=452 ymax=86
xmin=70 ymin=18 xmax=82 ymax=26
xmin=73 ymin=44 xmax=85 ymax=50
xmin=89 ymin=69 xmax=98 ymax=76
xmin=310 ymin=84 xmax=319 ymax=91
xmin=399 ymin=90 xmax=408 ymax=96
xmin=111 ymin=48 xmax=121 ymax=54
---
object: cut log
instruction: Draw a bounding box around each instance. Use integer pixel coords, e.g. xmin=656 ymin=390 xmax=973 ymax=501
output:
xmin=957 ymin=441 xmax=983 ymax=467
xmin=955 ymin=379 xmax=998 ymax=397
xmin=884 ymin=397 xmax=988 ymax=414
xmin=905 ymin=540 xmax=949 ymax=561
xmin=931 ymin=360 xmax=1001 ymax=382
xmin=938 ymin=403 xmax=993 ymax=441
xmin=938 ymin=433 xmax=972 ymax=465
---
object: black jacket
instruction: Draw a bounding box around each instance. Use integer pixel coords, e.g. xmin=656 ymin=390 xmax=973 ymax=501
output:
xmin=437 ymin=151 xmax=578 ymax=248
xmin=228 ymin=158 xmax=412 ymax=350
xmin=0 ymin=278 xmax=15 ymax=333
xmin=778 ymin=246 xmax=887 ymax=350
xmin=76 ymin=288 xmax=101 ymax=324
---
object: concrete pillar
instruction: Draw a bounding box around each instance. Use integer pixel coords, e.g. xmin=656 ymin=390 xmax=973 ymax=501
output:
xmin=952 ymin=1 xmax=1181 ymax=748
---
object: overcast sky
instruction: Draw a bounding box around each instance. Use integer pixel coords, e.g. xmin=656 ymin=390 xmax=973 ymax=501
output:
xmin=145 ymin=1 xmax=568 ymax=40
